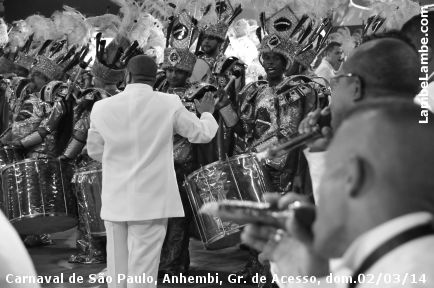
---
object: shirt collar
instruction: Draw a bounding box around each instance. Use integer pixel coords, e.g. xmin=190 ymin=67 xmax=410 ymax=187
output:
xmin=340 ymin=212 xmax=433 ymax=272
xmin=322 ymin=59 xmax=337 ymax=72
xmin=124 ymin=83 xmax=153 ymax=92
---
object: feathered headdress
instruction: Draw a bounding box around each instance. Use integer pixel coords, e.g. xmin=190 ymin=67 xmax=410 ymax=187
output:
xmin=162 ymin=11 xmax=199 ymax=73
xmin=201 ymin=0 xmax=243 ymax=41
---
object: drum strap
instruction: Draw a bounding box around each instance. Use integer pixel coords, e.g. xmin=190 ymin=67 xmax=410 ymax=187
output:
xmin=348 ymin=222 xmax=434 ymax=288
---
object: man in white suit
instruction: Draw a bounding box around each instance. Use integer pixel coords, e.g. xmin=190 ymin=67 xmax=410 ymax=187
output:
xmin=87 ymin=55 xmax=219 ymax=288
xmin=242 ymin=100 xmax=434 ymax=288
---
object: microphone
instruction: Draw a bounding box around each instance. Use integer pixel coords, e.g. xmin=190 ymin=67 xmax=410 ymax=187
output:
xmin=256 ymin=113 xmax=331 ymax=161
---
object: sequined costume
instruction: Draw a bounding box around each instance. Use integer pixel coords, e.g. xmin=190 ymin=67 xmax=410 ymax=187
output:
xmin=154 ymin=11 xmax=202 ymax=276
xmin=67 ymin=88 xmax=110 ymax=265
xmin=155 ymin=79 xmax=199 ymax=275
xmin=235 ymin=76 xmax=321 ymax=192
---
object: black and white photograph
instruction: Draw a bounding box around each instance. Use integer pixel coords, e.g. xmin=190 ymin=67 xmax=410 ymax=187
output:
xmin=0 ymin=0 xmax=433 ymax=287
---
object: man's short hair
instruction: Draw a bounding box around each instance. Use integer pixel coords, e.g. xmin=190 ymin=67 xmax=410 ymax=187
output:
xmin=324 ymin=42 xmax=342 ymax=54
xmin=343 ymin=38 xmax=420 ymax=95
xmin=362 ymin=30 xmax=416 ymax=51
xmin=401 ymin=11 xmax=434 ymax=48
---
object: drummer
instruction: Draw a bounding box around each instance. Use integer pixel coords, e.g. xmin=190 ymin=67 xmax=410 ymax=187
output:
xmin=229 ymin=6 xmax=329 ymax=285
xmin=154 ymin=12 xmax=210 ymax=277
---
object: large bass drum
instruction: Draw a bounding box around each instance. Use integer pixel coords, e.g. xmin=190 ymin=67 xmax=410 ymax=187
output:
xmin=1 ymin=158 xmax=77 ymax=234
xmin=184 ymin=153 xmax=272 ymax=250
xmin=72 ymin=161 xmax=104 ymax=236
xmin=0 ymin=146 xmax=24 ymax=212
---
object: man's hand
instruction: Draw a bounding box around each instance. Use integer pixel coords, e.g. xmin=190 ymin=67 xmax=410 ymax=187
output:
xmin=241 ymin=193 xmax=329 ymax=278
xmin=298 ymin=107 xmax=333 ymax=152
xmin=194 ymin=92 xmax=216 ymax=115
xmin=214 ymin=89 xmax=231 ymax=111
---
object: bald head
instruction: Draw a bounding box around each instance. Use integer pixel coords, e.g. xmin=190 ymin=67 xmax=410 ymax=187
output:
xmin=343 ymin=38 xmax=419 ymax=96
xmin=338 ymin=99 xmax=434 ymax=199
xmin=314 ymin=99 xmax=434 ymax=257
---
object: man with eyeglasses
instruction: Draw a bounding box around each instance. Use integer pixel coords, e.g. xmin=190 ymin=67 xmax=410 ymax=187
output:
xmin=299 ymin=37 xmax=420 ymax=201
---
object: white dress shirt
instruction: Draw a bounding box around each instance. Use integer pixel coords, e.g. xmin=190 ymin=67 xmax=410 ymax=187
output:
xmin=314 ymin=59 xmax=337 ymax=83
xmin=87 ymin=83 xmax=218 ymax=221
xmin=0 ymin=211 xmax=40 ymax=288
xmin=272 ymin=212 xmax=434 ymax=288
xmin=303 ymin=149 xmax=326 ymax=202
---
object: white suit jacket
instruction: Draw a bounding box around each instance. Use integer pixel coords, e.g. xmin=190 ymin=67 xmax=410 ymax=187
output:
xmin=87 ymin=83 xmax=218 ymax=221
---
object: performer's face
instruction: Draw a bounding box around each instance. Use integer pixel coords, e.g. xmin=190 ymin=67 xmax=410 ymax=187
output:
xmin=165 ymin=68 xmax=190 ymax=88
xmin=202 ymin=36 xmax=220 ymax=56
xmin=261 ymin=52 xmax=286 ymax=79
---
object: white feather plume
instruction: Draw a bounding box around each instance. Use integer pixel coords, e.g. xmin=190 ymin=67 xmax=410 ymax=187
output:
xmin=6 ymin=20 xmax=32 ymax=52
xmin=86 ymin=14 xmax=121 ymax=38
xmin=25 ymin=14 xmax=59 ymax=42
xmin=52 ymin=6 xmax=92 ymax=47
xmin=0 ymin=18 xmax=9 ymax=47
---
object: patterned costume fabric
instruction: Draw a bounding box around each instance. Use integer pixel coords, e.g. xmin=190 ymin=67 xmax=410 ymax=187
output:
xmin=19 ymin=95 xmax=71 ymax=158
xmin=67 ymin=88 xmax=111 ymax=264
xmin=7 ymin=92 xmax=52 ymax=151
xmin=234 ymin=76 xmax=320 ymax=192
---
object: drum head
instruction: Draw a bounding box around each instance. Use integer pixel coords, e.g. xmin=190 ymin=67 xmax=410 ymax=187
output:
xmin=11 ymin=215 xmax=78 ymax=235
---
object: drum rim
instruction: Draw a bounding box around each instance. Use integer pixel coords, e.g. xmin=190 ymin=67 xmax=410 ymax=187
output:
xmin=74 ymin=169 xmax=102 ymax=175
xmin=204 ymin=228 xmax=244 ymax=249
xmin=186 ymin=153 xmax=257 ymax=180
xmin=9 ymin=212 xmax=78 ymax=222
xmin=1 ymin=158 xmax=72 ymax=174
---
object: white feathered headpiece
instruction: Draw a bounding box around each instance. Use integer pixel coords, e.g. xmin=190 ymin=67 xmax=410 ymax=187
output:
xmin=52 ymin=6 xmax=92 ymax=47
xmin=25 ymin=14 xmax=59 ymax=43
xmin=86 ymin=14 xmax=122 ymax=38
xmin=0 ymin=18 xmax=9 ymax=47
xmin=110 ymin=0 xmax=165 ymax=51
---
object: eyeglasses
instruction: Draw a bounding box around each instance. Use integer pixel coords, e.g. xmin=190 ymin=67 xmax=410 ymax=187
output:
xmin=330 ymin=73 xmax=362 ymax=90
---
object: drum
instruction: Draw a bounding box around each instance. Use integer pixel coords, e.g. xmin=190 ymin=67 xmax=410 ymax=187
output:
xmin=72 ymin=161 xmax=104 ymax=236
xmin=1 ymin=158 xmax=77 ymax=234
xmin=0 ymin=146 xmax=24 ymax=212
xmin=184 ymin=153 xmax=272 ymax=250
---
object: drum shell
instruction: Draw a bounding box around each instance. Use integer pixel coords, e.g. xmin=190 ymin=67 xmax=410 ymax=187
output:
xmin=72 ymin=161 xmax=104 ymax=236
xmin=184 ymin=153 xmax=272 ymax=250
xmin=1 ymin=158 xmax=77 ymax=234
xmin=0 ymin=146 xmax=25 ymax=213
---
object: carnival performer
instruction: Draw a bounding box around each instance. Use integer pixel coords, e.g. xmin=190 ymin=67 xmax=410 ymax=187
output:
xmin=67 ymin=33 xmax=142 ymax=265
xmin=232 ymin=6 xmax=332 ymax=286
xmin=191 ymin=0 xmax=242 ymax=84
xmin=153 ymin=11 xmax=201 ymax=277
xmin=87 ymin=54 xmax=218 ymax=288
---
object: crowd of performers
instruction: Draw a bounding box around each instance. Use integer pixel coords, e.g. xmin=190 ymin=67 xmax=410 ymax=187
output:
xmin=0 ymin=0 xmax=424 ymax=287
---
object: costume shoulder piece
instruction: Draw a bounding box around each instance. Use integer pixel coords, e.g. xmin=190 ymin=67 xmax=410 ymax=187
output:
xmin=238 ymin=80 xmax=267 ymax=103
xmin=184 ymin=82 xmax=217 ymax=101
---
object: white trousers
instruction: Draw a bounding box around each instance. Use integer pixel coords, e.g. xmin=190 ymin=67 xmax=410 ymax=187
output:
xmin=105 ymin=219 xmax=168 ymax=288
